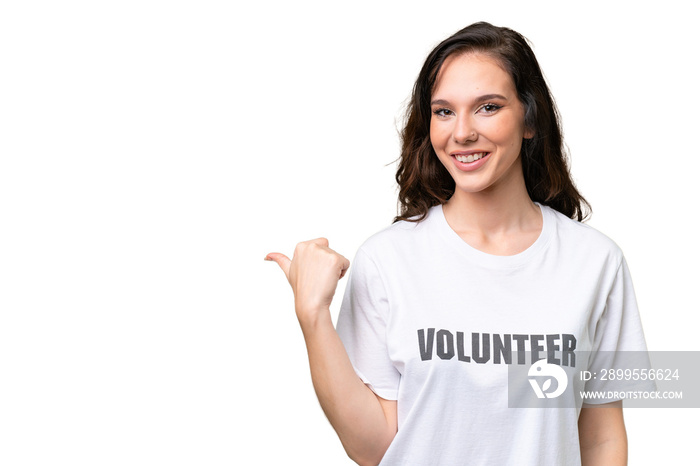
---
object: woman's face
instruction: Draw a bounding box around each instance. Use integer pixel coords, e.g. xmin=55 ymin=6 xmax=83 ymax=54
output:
xmin=430 ymin=52 xmax=533 ymax=197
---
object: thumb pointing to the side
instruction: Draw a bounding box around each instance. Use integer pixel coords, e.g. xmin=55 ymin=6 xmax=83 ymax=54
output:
xmin=265 ymin=252 xmax=292 ymax=281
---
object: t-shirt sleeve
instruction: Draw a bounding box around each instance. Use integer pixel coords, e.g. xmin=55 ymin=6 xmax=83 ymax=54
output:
xmin=335 ymin=248 xmax=400 ymax=401
xmin=583 ymin=255 xmax=657 ymax=402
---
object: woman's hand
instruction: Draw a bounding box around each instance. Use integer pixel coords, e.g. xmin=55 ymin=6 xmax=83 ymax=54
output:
xmin=265 ymin=238 xmax=350 ymax=327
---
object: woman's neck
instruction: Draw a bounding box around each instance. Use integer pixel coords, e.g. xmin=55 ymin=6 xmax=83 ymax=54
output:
xmin=442 ymin=180 xmax=542 ymax=256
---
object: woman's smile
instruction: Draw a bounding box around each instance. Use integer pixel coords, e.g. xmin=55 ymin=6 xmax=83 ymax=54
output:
xmin=450 ymin=151 xmax=492 ymax=171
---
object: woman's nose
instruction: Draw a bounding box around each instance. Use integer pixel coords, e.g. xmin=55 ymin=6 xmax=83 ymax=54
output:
xmin=453 ymin=115 xmax=477 ymax=143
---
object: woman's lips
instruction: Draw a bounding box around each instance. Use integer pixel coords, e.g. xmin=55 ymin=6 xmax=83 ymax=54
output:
xmin=450 ymin=152 xmax=491 ymax=172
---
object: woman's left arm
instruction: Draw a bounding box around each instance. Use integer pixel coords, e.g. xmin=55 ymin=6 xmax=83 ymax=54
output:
xmin=578 ymin=400 xmax=627 ymax=465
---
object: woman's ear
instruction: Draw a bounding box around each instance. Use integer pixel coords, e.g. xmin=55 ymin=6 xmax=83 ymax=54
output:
xmin=524 ymin=127 xmax=535 ymax=139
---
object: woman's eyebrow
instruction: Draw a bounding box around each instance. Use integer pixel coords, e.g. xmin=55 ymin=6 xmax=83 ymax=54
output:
xmin=430 ymin=94 xmax=508 ymax=106
xmin=474 ymin=93 xmax=507 ymax=103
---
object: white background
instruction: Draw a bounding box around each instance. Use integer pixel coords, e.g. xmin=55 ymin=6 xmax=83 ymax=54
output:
xmin=1 ymin=0 xmax=697 ymax=464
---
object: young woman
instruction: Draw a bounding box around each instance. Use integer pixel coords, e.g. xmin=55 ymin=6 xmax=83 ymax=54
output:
xmin=266 ymin=22 xmax=651 ymax=465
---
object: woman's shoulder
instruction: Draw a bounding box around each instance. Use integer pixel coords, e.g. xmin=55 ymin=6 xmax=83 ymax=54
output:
xmin=544 ymin=204 xmax=625 ymax=265
xmin=356 ymin=207 xmax=438 ymax=260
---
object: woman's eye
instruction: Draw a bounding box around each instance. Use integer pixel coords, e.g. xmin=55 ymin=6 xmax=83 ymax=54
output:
xmin=432 ymin=108 xmax=453 ymax=117
xmin=478 ymin=103 xmax=502 ymax=114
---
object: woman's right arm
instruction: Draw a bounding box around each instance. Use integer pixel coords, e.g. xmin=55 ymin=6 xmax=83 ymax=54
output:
xmin=266 ymin=238 xmax=397 ymax=466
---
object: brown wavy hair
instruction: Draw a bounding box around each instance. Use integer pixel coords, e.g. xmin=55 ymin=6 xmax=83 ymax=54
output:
xmin=394 ymin=22 xmax=591 ymax=223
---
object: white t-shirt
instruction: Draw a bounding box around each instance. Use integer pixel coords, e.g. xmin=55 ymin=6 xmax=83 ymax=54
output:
xmin=336 ymin=202 xmax=653 ymax=465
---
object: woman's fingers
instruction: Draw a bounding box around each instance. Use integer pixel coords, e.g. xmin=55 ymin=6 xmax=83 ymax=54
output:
xmin=338 ymin=256 xmax=350 ymax=280
xmin=266 ymin=239 xmax=351 ymax=316
xmin=292 ymin=239 xmax=349 ymax=280
xmin=264 ymin=252 xmax=292 ymax=281
xmin=309 ymin=237 xmax=330 ymax=248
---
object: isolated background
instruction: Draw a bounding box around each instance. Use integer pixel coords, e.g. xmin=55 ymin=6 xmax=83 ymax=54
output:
xmin=1 ymin=0 xmax=697 ymax=464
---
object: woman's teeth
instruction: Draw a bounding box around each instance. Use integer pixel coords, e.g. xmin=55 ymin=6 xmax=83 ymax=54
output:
xmin=455 ymin=153 xmax=487 ymax=163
